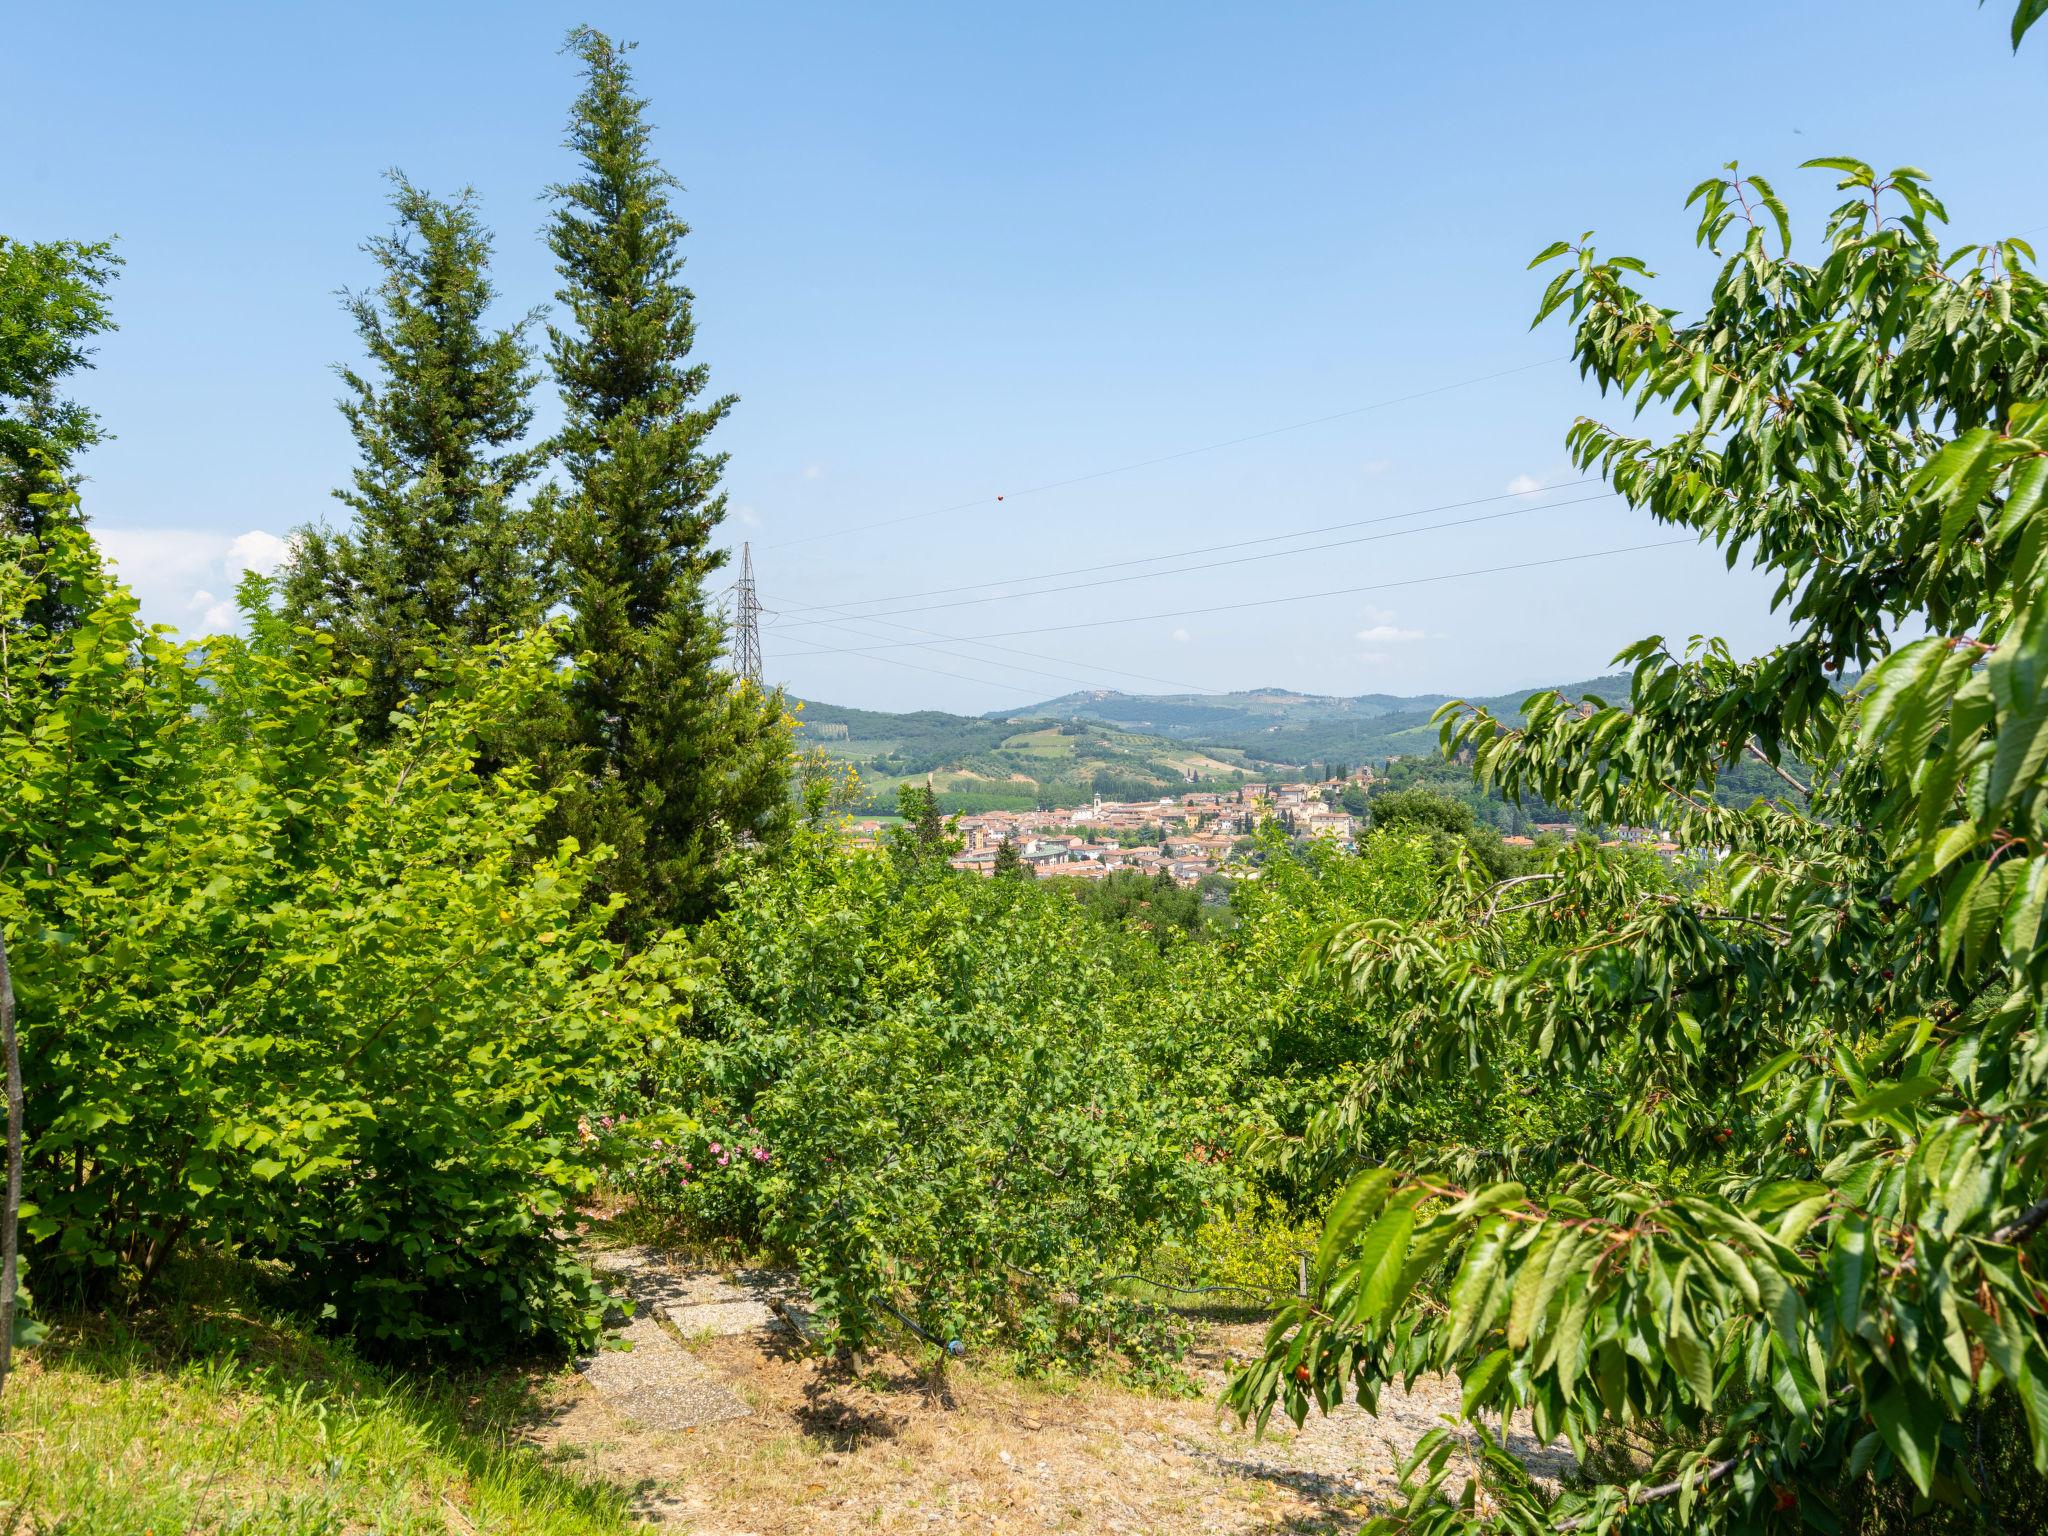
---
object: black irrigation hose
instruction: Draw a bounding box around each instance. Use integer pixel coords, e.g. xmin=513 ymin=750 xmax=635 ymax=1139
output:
xmin=877 ymin=1259 xmax=1302 ymax=1359
xmin=1101 ymin=1274 xmax=1288 ymax=1303
xmin=881 ymin=1299 xmax=964 ymax=1356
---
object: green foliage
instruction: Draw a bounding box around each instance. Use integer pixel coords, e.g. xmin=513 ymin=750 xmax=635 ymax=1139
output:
xmin=1363 ymin=785 xmax=1534 ymax=880
xmin=0 ymin=235 xmax=119 ymax=629
xmin=0 ymin=235 xmax=119 ymax=504
xmin=1231 ymin=154 xmax=2048 ymax=1529
xmin=891 ymin=781 xmax=957 ymax=858
xmin=1 ymin=522 xmax=674 ymax=1359
xmin=1999 ymin=0 xmax=2048 ymax=49
xmin=280 ymin=176 xmax=548 ymax=734
xmin=1162 ymin=1195 xmax=1319 ymax=1298
xmin=611 ymin=827 xmax=1246 ymax=1371
xmin=599 ymin=815 xmax=1606 ymax=1389
xmin=991 ymin=836 xmax=1029 ymax=879
xmin=1075 ymin=869 xmax=1206 ymax=949
xmin=545 ymin=27 xmax=791 ymax=932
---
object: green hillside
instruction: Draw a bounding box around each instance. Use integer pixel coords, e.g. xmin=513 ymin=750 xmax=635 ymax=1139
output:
xmin=792 ymin=677 xmax=1642 ymax=814
xmin=791 ymin=700 xmax=1262 ymax=813
xmin=1006 ymin=677 xmax=1636 ymax=767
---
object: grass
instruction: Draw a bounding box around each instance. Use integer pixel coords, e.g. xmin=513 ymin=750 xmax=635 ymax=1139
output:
xmin=0 ymin=1261 xmax=632 ymax=1535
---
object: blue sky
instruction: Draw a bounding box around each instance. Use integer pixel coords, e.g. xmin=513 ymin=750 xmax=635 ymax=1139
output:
xmin=9 ymin=1 xmax=2042 ymax=712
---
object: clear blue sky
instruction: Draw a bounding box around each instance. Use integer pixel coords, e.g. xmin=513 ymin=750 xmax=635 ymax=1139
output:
xmin=9 ymin=1 xmax=2042 ymax=712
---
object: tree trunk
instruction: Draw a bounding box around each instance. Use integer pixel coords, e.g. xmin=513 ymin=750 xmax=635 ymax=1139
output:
xmin=0 ymin=927 xmax=21 ymax=1396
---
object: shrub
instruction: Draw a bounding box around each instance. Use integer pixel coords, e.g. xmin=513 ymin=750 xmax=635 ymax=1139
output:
xmin=614 ymin=827 xmax=1245 ymax=1370
xmin=1 ymin=522 xmax=680 ymax=1358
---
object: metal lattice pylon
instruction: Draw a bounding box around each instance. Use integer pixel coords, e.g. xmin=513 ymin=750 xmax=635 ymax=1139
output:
xmin=733 ymin=541 xmax=764 ymax=686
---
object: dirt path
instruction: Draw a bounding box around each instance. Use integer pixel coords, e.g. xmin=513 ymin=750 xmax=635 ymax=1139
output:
xmin=519 ymin=1251 xmax=1571 ymax=1534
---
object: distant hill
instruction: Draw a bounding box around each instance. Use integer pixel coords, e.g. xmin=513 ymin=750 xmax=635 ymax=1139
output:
xmin=794 ymin=675 xmax=1636 ymax=813
xmin=993 ymin=677 xmax=1634 ymax=769
xmin=791 ymin=699 xmax=1261 ymax=815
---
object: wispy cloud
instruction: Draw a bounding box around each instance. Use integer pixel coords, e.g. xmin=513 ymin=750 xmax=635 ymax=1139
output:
xmin=1506 ymin=473 xmax=1544 ymax=495
xmin=1171 ymin=626 xmax=1192 ymax=643
xmin=803 ymin=464 xmax=824 ymax=481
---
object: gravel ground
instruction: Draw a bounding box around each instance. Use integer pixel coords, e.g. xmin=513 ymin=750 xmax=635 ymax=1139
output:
xmin=533 ymin=1254 xmax=1576 ymax=1533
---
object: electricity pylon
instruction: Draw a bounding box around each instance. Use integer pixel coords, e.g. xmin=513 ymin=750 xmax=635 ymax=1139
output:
xmin=733 ymin=541 xmax=764 ymax=687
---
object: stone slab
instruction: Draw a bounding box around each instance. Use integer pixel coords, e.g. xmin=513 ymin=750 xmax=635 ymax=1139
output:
xmin=665 ymin=1297 xmax=781 ymax=1336
xmin=577 ymin=1314 xmax=751 ymax=1431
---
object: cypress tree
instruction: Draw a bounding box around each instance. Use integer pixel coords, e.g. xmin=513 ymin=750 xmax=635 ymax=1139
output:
xmin=0 ymin=236 xmax=120 ymax=630
xmin=546 ymin=27 xmax=791 ymax=931
xmin=281 ymin=177 xmax=546 ymax=736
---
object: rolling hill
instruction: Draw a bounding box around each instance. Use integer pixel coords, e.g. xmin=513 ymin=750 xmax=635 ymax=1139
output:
xmin=1002 ymin=678 xmax=1634 ymax=764
xmin=793 ymin=675 xmax=1637 ymax=813
xmin=792 ymin=699 xmax=1258 ymax=814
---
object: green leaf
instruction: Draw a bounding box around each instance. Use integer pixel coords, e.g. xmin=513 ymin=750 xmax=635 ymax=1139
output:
xmin=1444 ymin=1217 xmax=1511 ymax=1359
xmin=1354 ymin=1204 xmax=1417 ymax=1324
xmin=1316 ymin=1168 xmax=1398 ymax=1285
xmin=1508 ymin=1228 xmax=1579 ymax=1350
xmin=1843 ymin=1075 xmax=1943 ymax=1124
xmin=1870 ymin=1383 xmax=1940 ymax=1496
xmin=1832 ymin=1214 xmax=1871 ymax=1335
xmin=1461 ymin=1347 xmax=1512 ymax=1414
xmin=1987 ymin=600 xmax=2048 ymax=815
xmin=1667 ymin=1325 xmax=1716 ymax=1408
xmin=1739 ymin=1048 xmax=1803 ymax=1096
xmin=2013 ymin=0 xmax=2048 ymax=49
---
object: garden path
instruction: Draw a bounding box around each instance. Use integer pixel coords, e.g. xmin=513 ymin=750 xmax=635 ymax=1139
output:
xmin=529 ymin=1246 xmax=1574 ymax=1533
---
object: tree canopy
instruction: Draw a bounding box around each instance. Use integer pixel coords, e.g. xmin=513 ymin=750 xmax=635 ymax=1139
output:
xmin=1230 ymin=149 xmax=2048 ymax=1532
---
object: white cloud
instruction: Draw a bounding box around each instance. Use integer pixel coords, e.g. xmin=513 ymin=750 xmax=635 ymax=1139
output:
xmin=1362 ymin=458 xmax=1393 ymax=477
xmin=1171 ymin=627 xmax=1192 ymax=643
xmin=1506 ymin=473 xmax=1544 ymax=495
xmin=802 ymin=464 xmax=824 ymax=480
xmin=1355 ymin=622 xmax=1425 ymax=642
xmin=227 ymin=529 xmax=290 ymax=575
xmin=736 ymin=504 xmax=761 ymax=526
xmin=97 ymin=526 xmax=292 ymax=636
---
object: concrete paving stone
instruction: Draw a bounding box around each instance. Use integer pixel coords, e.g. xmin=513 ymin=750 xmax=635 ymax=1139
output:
xmin=577 ymin=1314 xmax=751 ymax=1431
xmin=664 ymin=1297 xmax=781 ymax=1336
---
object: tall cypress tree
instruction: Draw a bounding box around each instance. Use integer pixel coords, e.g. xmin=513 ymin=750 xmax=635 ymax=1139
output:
xmin=281 ymin=177 xmax=546 ymax=735
xmin=0 ymin=236 xmax=120 ymax=630
xmin=546 ymin=27 xmax=791 ymax=931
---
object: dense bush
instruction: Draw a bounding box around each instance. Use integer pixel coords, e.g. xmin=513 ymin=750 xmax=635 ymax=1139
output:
xmin=598 ymin=811 xmax=1613 ymax=1378
xmin=607 ymin=826 xmax=1247 ymax=1370
xmin=1 ymin=520 xmax=684 ymax=1358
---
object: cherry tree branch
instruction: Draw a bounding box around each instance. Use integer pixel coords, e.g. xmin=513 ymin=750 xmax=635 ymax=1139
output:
xmin=1747 ymin=738 xmax=1813 ymax=799
xmin=1552 ymin=1453 xmax=1744 ymax=1531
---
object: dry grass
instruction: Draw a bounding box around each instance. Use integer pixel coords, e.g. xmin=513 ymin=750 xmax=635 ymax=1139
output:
xmin=517 ymin=1311 xmax=1451 ymax=1535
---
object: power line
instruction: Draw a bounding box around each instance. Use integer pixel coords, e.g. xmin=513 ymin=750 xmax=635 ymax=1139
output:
xmin=767 ymin=355 xmax=1570 ymax=550
xmin=769 ymin=629 xmax=1095 ymax=698
xmin=771 ymin=476 xmax=1605 ymax=617
xmin=763 ymin=596 xmax=1223 ymax=695
xmin=773 ymin=539 xmax=1697 ymax=654
xmin=768 ymin=490 xmax=1621 ymax=633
